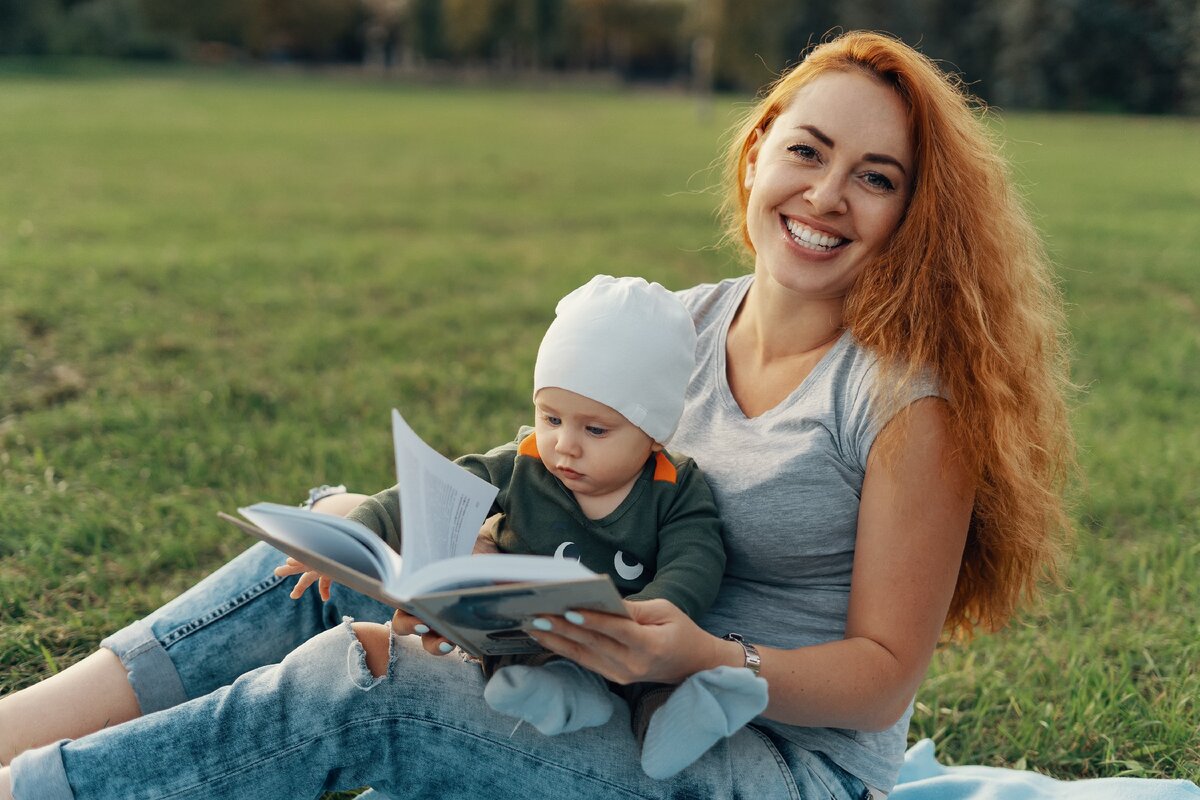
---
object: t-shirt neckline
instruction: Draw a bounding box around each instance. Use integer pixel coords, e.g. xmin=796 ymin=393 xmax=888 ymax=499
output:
xmin=714 ymin=276 xmax=852 ymax=422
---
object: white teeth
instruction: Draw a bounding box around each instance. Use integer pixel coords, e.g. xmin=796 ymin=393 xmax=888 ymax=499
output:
xmin=784 ymin=218 xmax=846 ymax=250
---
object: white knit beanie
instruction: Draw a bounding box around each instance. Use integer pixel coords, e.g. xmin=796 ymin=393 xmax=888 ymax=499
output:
xmin=533 ymin=275 xmax=697 ymax=444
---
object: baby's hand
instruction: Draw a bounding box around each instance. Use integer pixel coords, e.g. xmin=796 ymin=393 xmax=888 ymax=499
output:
xmin=472 ymin=514 xmax=503 ymax=555
xmin=274 ymin=557 xmax=333 ymax=602
xmin=390 ymin=608 xmax=457 ymax=657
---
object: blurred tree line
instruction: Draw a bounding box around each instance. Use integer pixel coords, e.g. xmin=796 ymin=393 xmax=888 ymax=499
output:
xmin=2 ymin=0 xmax=1198 ymax=113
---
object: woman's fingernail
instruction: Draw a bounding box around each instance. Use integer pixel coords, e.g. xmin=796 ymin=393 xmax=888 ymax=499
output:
xmin=564 ymin=611 xmax=585 ymax=625
xmin=438 ymin=642 xmax=454 ymax=653
xmin=414 ymin=624 xmax=430 ymax=635
xmin=531 ymin=617 xmax=553 ymax=632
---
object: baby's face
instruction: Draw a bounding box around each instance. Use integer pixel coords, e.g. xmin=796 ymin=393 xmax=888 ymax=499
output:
xmin=533 ymin=387 xmax=660 ymax=509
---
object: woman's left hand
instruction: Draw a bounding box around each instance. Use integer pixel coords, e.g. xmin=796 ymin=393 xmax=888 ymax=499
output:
xmin=274 ymin=557 xmax=334 ymax=602
xmin=528 ymin=599 xmax=731 ymax=685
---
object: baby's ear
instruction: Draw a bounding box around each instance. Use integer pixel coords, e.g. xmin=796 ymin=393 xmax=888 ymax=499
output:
xmin=650 ymin=442 xmax=665 ymax=453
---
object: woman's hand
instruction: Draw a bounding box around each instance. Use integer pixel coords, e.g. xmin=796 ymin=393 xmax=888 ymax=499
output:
xmin=527 ymin=599 xmax=735 ymax=685
xmin=276 ymin=490 xmax=370 ymax=602
xmin=274 ymin=558 xmax=333 ymax=602
xmin=388 ymin=608 xmax=459 ymax=656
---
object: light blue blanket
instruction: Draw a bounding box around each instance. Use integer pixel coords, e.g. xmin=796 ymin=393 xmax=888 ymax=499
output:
xmin=892 ymin=739 xmax=1200 ymax=799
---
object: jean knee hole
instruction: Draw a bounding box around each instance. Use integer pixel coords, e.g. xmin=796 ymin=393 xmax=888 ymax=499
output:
xmin=344 ymin=619 xmax=391 ymax=690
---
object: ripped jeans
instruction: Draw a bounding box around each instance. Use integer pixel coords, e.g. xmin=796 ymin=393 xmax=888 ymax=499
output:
xmin=10 ymin=542 xmax=870 ymax=800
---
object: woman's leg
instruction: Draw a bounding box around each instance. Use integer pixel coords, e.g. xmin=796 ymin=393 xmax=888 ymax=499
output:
xmin=0 ymin=541 xmax=392 ymax=763
xmin=0 ymin=650 xmax=139 ymax=765
xmin=6 ymin=623 xmax=834 ymax=800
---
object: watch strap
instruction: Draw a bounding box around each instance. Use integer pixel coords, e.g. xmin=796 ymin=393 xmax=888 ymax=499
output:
xmin=723 ymin=632 xmax=762 ymax=677
xmin=300 ymin=484 xmax=347 ymax=510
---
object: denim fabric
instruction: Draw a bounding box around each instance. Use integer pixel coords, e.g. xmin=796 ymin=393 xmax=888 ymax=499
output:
xmin=11 ymin=542 xmax=868 ymax=800
xmin=100 ymin=541 xmax=395 ymax=711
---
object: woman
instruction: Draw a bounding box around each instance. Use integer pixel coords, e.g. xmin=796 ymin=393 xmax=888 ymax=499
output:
xmin=0 ymin=31 xmax=1071 ymax=800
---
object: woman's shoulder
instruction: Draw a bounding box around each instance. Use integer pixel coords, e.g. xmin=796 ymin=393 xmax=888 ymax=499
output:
xmin=830 ymin=334 xmax=943 ymax=422
xmin=839 ymin=333 xmax=943 ymax=399
xmin=674 ymin=274 xmax=752 ymax=331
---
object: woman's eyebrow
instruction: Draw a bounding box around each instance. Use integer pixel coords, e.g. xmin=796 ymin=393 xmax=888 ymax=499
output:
xmin=795 ymin=123 xmax=908 ymax=176
xmin=796 ymin=124 xmax=834 ymax=147
xmin=865 ymin=153 xmax=908 ymax=176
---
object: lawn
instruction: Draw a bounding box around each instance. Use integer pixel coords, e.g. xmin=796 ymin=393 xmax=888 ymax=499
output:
xmin=1 ymin=66 xmax=1197 ymax=783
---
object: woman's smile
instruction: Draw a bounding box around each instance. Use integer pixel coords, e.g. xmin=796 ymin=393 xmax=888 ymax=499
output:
xmin=779 ymin=214 xmax=850 ymax=256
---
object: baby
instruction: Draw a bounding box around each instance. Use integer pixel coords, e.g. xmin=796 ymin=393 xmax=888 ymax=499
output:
xmin=296 ymin=276 xmax=767 ymax=778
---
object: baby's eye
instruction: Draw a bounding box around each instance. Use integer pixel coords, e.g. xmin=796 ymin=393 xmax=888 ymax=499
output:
xmin=787 ymin=143 xmax=819 ymax=161
xmin=543 ymin=414 xmax=561 ymax=426
xmin=585 ymin=425 xmax=608 ymax=436
xmin=863 ymin=172 xmax=896 ymax=192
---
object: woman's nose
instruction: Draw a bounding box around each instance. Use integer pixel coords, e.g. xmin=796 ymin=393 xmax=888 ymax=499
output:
xmin=803 ymin=173 xmax=848 ymax=215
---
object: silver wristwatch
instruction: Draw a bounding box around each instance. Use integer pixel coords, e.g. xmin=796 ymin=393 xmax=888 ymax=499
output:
xmin=723 ymin=632 xmax=762 ymax=676
xmin=300 ymin=484 xmax=347 ymax=510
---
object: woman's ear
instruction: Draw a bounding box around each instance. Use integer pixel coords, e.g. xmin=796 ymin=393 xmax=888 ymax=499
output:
xmin=744 ymin=128 xmax=762 ymax=190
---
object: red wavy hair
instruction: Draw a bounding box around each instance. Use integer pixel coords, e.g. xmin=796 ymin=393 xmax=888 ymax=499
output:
xmin=721 ymin=31 xmax=1075 ymax=637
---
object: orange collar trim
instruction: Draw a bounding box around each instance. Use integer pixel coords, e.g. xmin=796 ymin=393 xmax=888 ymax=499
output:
xmin=517 ymin=433 xmax=540 ymax=458
xmin=652 ymin=452 xmax=677 ymax=484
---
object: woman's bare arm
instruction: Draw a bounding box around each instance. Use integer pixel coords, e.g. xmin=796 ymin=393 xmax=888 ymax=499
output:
xmin=744 ymin=397 xmax=973 ymax=730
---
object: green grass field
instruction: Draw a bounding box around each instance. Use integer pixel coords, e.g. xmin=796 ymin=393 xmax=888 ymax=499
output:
xmin=1 ymin=67 xmax=1197 ymax=784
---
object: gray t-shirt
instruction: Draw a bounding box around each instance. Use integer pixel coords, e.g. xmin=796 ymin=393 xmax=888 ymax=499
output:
xmin=672 ymin=275 xmax=939 ymax=793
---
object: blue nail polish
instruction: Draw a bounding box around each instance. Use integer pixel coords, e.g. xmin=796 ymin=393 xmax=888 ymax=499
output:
xmin=532 ymin=617 xmax=553 ymax=632
xmin=413 ymin=624 xmax=430 ymax=635
xmin=438 ymin=642 xmax=453 ymax=653
xmin=564 ymin=611 xmax=585 ymax=625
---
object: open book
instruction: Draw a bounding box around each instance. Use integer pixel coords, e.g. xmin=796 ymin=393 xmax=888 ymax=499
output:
xmin=219 ymin=410 xmax=627 ymax=658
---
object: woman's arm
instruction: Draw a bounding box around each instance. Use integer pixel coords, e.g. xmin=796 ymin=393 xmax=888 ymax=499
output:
xmin=530 ymin=398 xmax=972 ymax=732
xmin=758 ymin=397 xmax=972 ymax=730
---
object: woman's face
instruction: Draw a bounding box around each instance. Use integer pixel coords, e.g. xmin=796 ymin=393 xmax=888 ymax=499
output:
xmin=743 ymin=70 xmax=914 ymax=303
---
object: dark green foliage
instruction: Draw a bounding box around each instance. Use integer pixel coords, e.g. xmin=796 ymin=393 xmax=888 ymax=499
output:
xmin=2 ymin=1 xmax=1198 ymax=112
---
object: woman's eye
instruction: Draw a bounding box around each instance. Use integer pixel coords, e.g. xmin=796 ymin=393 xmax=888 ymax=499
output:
xmin=787 ymin=143 xmax=819 ymax=161
xmin=863 ymin=172 xmax=896 ymax=191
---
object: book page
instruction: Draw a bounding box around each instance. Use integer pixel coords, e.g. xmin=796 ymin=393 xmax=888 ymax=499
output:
xmin=392 ymin=408 xmax=499 ymax=579
xmin=221 ymin=509 xmax=405 ymax=606
xmin=237 ymin=504 xmax=387 ymax=579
